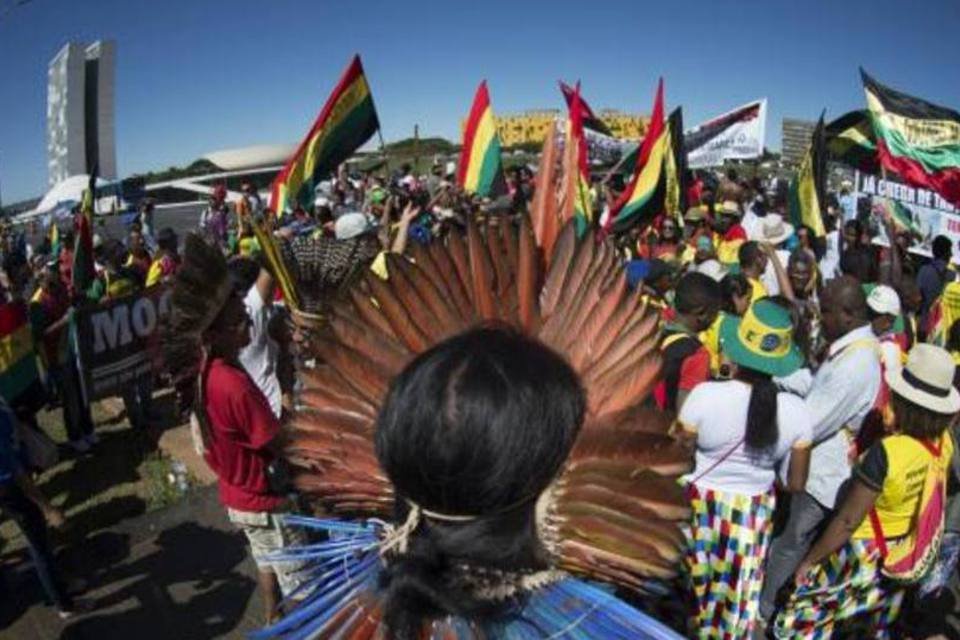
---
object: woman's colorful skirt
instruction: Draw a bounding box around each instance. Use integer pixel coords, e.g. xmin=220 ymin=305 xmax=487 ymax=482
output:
xmin=684 ymin=483 xmax=775 ymax=640
xmin=773 ymin=538 xmax=904 ymax=639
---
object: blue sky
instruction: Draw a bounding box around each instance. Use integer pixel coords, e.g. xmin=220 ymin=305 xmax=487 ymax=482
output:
xmin=1 ymin=0 xmax=959 ymax=203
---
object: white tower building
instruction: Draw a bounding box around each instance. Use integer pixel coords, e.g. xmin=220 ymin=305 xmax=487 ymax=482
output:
xmin=46 ymin=40 xmax=116 ymax=187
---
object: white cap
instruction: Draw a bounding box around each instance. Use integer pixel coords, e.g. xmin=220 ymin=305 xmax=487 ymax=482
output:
xmin=696 ymin=259 xmax=728 ymax=282
xmin=334 ymin=212 xmax=376 ymax=240
xmin=867 ymin=284 xmax=901 ymax=316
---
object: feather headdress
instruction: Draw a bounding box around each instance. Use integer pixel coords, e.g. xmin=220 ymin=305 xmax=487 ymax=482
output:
xmin=283 ymin=210 xmax=692 ymax=619
xmin=166 ymin=234 xmax=233 ymax=383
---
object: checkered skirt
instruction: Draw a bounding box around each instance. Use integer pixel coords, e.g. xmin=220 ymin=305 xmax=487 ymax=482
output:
xmin=684 ymin=483 xmax=775 ymax=640
xmin=773 ymin=538 xmax=904 ymax=639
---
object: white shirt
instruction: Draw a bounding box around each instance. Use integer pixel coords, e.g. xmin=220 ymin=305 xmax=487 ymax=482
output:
xmin=803 ymin=325 xmax=881 ymax=508
xmin=820 ymin=230 xmax=841 ymax=282
xmin=879 ymin=334 xmax=903 ymax=375
xmin=759 ymin=249 xmax=791 ymax=297
xmin=239 ymin=285 xmax=282 ymax=418
xmin=742 ymin=207 xmax=763 ymax=241
xmin=680 ymin=381 xmax=813 ymax=496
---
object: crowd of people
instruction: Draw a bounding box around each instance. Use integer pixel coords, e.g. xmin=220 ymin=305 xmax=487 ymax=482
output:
xmin=1 ymin=155 xmax=959 ymax=638
xmin=180 ymin=160 xmax=960 ymax=638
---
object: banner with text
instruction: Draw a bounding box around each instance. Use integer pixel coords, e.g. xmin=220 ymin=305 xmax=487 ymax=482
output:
xmin=75 ymin=286 xmax=171 ymax=400
xmin=853 ymin=170 xmax=960 ymax=259
xmin=685 ymin=98 xmax=767 ymax=169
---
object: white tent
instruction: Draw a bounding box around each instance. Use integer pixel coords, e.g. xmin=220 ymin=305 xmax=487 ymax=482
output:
xmin=34 ymin=175 xmax=112 ymax=215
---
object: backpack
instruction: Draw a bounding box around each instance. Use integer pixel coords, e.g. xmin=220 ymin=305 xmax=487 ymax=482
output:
xmin=869 ymin=433 xmax=952 ymax=584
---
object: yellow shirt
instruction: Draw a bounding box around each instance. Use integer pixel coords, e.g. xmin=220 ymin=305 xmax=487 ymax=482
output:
xmin=717 ymin=238 xmax=744 ymax=267
xmin=145 ymin=260 xmax=163 ymax=288
xmin=238 ymin=236 xmax=260 ymax=257
xmin=853 ymin=431 xmax=954 ymax=539
xmin=748 ymin=277 xmax=768 ymax=304
xmin=699 ymin=312 xmax=725 ymax=375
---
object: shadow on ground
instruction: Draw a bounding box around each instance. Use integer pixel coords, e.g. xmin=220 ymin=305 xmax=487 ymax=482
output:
xmin=58 ymin=522 xmax=255 ymax=640
xmin=0 ymin=487 xmax=260 ymax=640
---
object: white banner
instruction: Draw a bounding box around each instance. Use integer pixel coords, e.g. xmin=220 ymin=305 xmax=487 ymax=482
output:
xmin=685 ymin=99 xmax=767 ymax=169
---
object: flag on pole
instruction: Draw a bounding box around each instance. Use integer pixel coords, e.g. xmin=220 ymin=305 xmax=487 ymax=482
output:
xmin=72 ymin=168 xmax=97 ymax=294
xmin=270 ymin=55 xmax=380 ymax=214
xmin=604 ymin=79 xmax=665 ymax=232
xmin=560 ymin=83 xmax=594 ymax=235
xmin=788 ymin=113 xmax=827 ymax=238
xmin=559 ymin=81 xmax=613 ymax=136
xmin=663 ymin=107 xmax=688 ymax=224
xmin=456 ymin=81 xmax=506 ymax=198
xmin=604 ymin=109 xmax=683 ymax=233
xmin=825 ymin=110 xmax=879 ymax=173
xmin=862 ymin=68 xmax=960 ymax=207
xmin=236 ymin=200 xmax=301 ymax=310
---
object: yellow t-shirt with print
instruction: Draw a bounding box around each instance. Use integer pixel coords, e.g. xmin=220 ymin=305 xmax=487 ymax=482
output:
xmin=853 ymin=431 xmax=954 ymax=540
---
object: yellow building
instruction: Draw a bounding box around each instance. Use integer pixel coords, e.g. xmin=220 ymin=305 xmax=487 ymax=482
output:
xmin=597 ymin=109 xmax=648 ymax=140
xmin=462 ymin=109 xmax=649 ymax=147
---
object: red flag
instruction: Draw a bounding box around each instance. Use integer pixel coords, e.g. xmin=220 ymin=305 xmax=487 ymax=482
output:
xmin=559 ymin=81 xmax=612 ymax=136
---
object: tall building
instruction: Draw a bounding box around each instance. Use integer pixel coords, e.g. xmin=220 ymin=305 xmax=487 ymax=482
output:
xmin=47 ymin=40 xmax=116 ymax=187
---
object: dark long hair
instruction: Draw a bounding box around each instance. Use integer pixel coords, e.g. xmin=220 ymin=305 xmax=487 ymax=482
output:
xmin=738 ymin=367 xmax=779 ymax=452
xmin=374 ymin=326 xmax=585 ymax=638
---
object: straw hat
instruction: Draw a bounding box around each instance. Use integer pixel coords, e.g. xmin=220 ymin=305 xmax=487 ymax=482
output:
xmin=759 ymin=214 xmax=794 ymax=245
xmin=886 ymin=344 xmax=960 ymax=414
xmin=720 ymin=299 xmax=804 ymax=377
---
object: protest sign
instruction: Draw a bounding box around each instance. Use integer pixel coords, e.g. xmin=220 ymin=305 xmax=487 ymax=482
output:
xmin=75 ymin=285 xmax=171 ymax=400
xmin=852 ymin=170 xmax=960 ymax=259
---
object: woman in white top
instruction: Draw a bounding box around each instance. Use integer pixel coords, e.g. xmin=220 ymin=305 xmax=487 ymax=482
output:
xmin=679 ymin=297 xmax=812 ymax=639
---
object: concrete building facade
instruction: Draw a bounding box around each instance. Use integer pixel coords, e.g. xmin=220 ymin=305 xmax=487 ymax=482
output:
xmin=781 ymin=118 xmax=816 ymax=168
xmin=47 ymin=40 xmax=116 ymax=187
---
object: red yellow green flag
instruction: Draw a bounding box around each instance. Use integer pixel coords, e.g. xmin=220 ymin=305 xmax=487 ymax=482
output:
xmin=862 ymin=68 xmax=960 ymax=208
xmin=561 ymin=83 xmax=593 ymax=235
xmin=456 ymin=81 xmax=506 ymax=198
xmin=269 ymin=55 xmax=380 ymax=214
xmin=600 ymin=109 xmax=687 ymax=235
xmin=604 ymin=79 xmax=665 ymax=233
xmin=0 ymin=302 xmax=40 ymax=403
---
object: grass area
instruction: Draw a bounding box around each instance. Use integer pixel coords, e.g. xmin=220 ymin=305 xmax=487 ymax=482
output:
xmin=0 ymin=394 xmax=195 ymax=553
